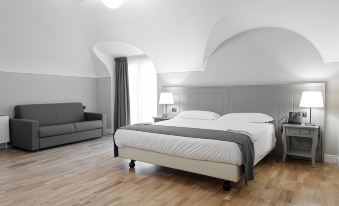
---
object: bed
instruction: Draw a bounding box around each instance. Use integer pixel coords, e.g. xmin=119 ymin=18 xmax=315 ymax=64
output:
xmin=113 ymin=111 xmax=276 ymax=190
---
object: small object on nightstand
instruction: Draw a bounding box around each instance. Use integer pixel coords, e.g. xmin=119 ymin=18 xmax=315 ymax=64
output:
xmin=288 ymin=112 xmax=302 ymax=124
xmin=282 ymin=124 xmax=320 ymax=167
xmin=152 ymin=116 xmax=172 ymax=123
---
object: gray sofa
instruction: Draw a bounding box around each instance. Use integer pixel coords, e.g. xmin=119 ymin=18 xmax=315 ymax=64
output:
xmin=10 ymin=103 xmax=106 ymax=151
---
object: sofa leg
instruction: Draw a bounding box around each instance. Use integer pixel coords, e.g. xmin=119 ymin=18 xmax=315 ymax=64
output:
xmin=129 ymin=160 xmax=135 ymax=168
xmin=223 ymin=180 xmax=232 ymax=191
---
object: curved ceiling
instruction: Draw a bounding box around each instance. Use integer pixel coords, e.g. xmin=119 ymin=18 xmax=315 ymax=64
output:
xmin=203 ymin=1 xmax=339 ymax=65
xmin=159 ymin=27 xmax=339 ymax=86
xmin=0 ymin=0 xmax=339 ymax=77
xmin=94 ymin=41 xmax=145 ymax=77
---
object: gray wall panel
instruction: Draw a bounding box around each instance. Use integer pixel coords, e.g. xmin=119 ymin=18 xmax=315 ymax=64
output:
xmin=188 ymin=93 xmax=224 ymax=114
xmin=96 ymin=77 xmax=112 ymax=129
xmin=0 ymin=71 xmax=98 ymax=118
xmin=161 ymin=83 xmax=325 ymax=159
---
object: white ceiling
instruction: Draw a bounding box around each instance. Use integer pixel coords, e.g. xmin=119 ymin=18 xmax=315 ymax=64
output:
xmin=0 ymin=0 xmax=339 ymax=77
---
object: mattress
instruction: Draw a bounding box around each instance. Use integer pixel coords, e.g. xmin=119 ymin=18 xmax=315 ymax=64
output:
xmin=114 ymin=118 xmax=276 ymax=166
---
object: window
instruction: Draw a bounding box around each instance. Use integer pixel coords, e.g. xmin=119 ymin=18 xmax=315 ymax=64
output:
xmin=128 ymin=55 xmax=157 ymax=124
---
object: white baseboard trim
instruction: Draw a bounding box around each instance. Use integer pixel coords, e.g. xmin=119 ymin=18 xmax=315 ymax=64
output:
xmin=0 ymin=143 xmax=10 ymax=150
xmin=106 ymin=129 xmax=114 ymax=135
xmin=324 ymin=154 xmax=339 ymax=166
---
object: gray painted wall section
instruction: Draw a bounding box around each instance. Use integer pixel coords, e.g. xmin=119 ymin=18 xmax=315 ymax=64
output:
xmin=96 ymin=77 xmax=113 ymax=129
xmin=0 ymin=71 xmax=98 ymax=118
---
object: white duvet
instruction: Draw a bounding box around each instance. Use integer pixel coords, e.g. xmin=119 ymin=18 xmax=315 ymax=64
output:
xmin=114 ymin=118 xmax=276 ymax=166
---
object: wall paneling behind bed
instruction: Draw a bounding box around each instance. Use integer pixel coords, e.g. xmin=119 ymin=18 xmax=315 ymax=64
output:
xmin=160 ymin=83 xmax=325 ymax=161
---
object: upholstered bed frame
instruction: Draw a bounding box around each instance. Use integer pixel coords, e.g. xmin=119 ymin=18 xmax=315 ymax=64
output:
xmin=116 ymin=83 xmax=325 ymax=191
xmin=160 ymin=84 xmax=325 ymax=160
xmin=117 ymin=146 xmax=273 ymax=190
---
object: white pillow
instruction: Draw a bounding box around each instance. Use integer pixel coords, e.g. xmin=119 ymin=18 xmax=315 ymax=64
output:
xmin=175 ymin=110 xmax=221 ymax=120
xmin=218 ymin=113 xmax=274 ymax=123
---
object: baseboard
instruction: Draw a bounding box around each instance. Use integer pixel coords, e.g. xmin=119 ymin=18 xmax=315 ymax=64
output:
xmin=106 ymin=129 xmax=114 ymax=135
xmin=0 ymin=143 xmax=9 ymax=150
xmin=324 ymin=154 xmax=339 ymax=166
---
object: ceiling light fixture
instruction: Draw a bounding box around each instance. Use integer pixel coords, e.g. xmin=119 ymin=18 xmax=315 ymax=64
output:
xmin=102 ymin=0 xmax=124 ymax=9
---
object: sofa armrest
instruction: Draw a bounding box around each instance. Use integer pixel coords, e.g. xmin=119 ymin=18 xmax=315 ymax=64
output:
xmin=85 ymin=112 xmax=104 ymax=121
xmin=84 ymin=112 xmax=107 ymax=135
xmin=10 ymin=119 xmax=39 ymax=151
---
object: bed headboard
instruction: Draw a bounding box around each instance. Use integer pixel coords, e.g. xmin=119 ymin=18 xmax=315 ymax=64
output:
xmin=159 ymin=83 xmax=325 ymax=160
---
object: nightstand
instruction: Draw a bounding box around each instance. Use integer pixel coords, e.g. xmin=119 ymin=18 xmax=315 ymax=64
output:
xmin=282 ymin=124 xmax=320 ymax=167
xmin=152 ymin=117 xmax=172 ymax=123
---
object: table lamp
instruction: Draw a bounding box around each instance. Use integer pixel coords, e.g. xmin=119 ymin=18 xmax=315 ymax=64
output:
xmin=159 ymin=92 xmax=174 ymax=118
xmin=299 ymin=91 xmax=324 ymax=125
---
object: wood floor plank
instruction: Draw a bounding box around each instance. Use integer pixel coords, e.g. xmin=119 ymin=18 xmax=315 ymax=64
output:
xmin=0 ymin=136 xmax=338 ymax=206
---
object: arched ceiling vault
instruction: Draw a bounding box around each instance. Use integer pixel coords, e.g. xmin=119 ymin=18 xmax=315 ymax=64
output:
xmin=203 ymin=13 xmax=339 ymax=67
xmin=159 ymin=27 xmax=339 ymax=86
xmin=93 ymin=41 xmax=145 ymax=77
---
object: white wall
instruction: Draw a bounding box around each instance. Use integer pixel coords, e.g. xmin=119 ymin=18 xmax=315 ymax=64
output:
xmin=0 ymin=71 xmax=98 ymax=118
xmin=158 ymin=27 xmax=339 ymax=156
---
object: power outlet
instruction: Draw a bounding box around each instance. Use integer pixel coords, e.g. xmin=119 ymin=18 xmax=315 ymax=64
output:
xmin=299 ymin=111 xmax=307 ymax=118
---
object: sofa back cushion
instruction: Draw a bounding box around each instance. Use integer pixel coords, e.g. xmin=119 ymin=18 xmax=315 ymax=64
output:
xmin=55 ymin=103 xmax=85 ymax=124
xmin=15 ymin=103 xmax=85 ymax=126
xmin=15 ymin=104 xmax=59 ymax=126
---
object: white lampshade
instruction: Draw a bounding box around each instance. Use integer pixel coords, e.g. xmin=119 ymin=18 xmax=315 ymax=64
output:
xmin=102 ymin=0 xmax=124 ymax=9
xmin=159 ymin=92 xmax=174 ymax=105
xmin=299 ymin=91 xmax=324 ymax=108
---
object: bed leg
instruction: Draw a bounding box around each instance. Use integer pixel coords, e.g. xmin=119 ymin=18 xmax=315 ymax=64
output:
xmin=223 ymin=180 xmax=232 ymax=191
xmin=129 ymin=160 xmax=135 ymax=168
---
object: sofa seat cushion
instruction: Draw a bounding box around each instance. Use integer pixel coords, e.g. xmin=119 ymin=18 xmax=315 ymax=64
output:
xmin=40 ymin=124 xmax=75 ymax=138
xmin=74 ymin=121 xmax=102 ymax=132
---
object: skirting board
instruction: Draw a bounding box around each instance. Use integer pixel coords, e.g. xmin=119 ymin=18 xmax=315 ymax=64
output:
xmin=324 ymin=154 xmax=339 ymax=166
xmin=0 ymin=143 xmax=9 ymax=150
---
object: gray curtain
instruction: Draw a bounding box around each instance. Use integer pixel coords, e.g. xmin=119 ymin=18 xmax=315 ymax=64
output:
xmin=114 ymin=57 xmax=130 ymax=130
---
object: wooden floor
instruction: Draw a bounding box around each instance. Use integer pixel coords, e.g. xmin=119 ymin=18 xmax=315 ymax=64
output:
xmin=0 ymin=136 xmax=339 ymax=206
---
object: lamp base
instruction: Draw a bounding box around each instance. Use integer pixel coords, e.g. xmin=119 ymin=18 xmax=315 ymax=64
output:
xmin=307 ymin=107 xmax=314 ymax=126
xmin=162 ymin=104 xmax=168 ymax=118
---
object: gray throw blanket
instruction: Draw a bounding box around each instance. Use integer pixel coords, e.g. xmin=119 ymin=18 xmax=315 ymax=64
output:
xmin=113 ymin=124 xmax=254 ymax=183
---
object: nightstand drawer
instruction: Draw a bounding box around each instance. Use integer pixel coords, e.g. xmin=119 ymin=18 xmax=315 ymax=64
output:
xmin=300 ymin=129 xmax=311 ymax=135
xmin=287 ymin=128 xmax=300 ymax=134
xmin=286 ymin=128 xmax=313 ymax=137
